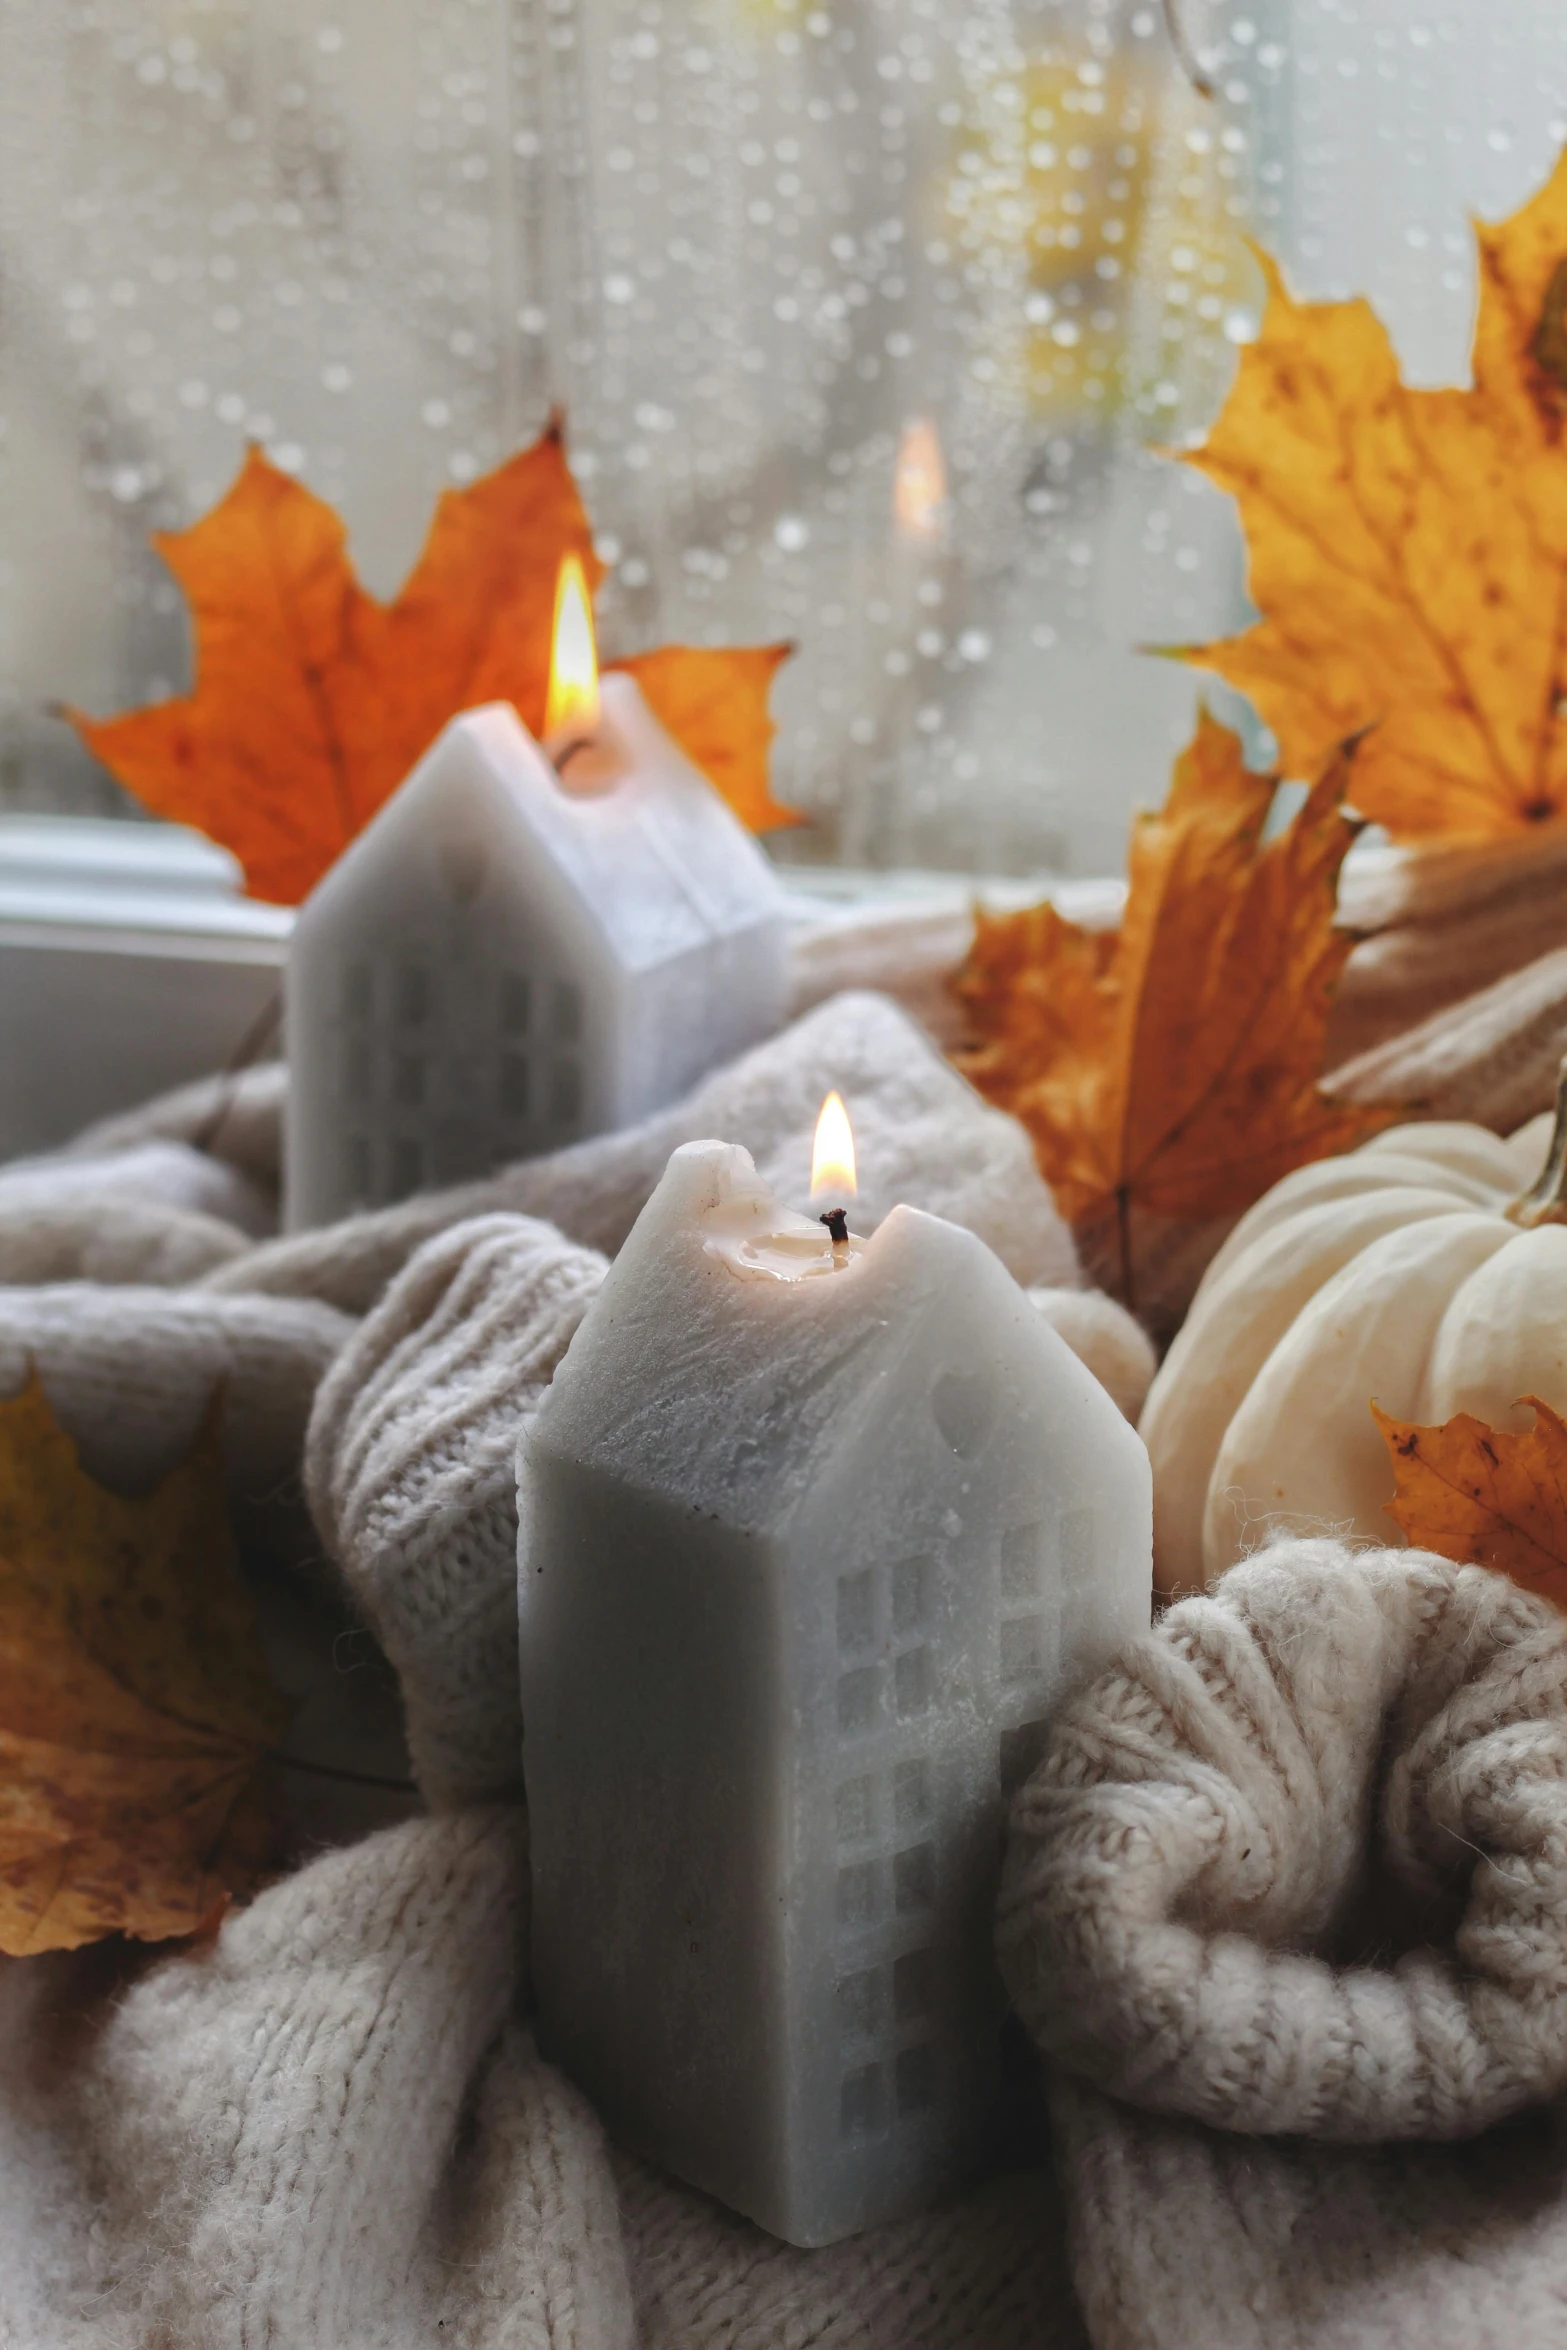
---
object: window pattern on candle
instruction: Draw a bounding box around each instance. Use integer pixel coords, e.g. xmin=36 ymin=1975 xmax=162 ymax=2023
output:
xmin=550 ymin=1057 xmax=583 ymax=1127
xmin=337 ymin=948 xmax=595 ymax=1209
xmin=997 ymin=1516 xmax=1077 ymax=1799
xmin=498 ymin=974 xmax=530 ymax=1035
xmin=394 ymin=964 xmax=431 ymax=1027
xmin=832 ymin=1552 xmax=940 ymax=2141
xmin=998 ymin=1521 xmax=1046 ymax=1685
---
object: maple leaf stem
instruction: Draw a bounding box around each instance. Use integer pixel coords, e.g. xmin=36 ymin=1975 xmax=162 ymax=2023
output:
xmin=191 ymin=988 xmax=282 ymax=1158
xmin=265 ymin=1747 xmax=417 ymax=1794
xmin=1116 ymin=1184 xmax=1136 ymax=1316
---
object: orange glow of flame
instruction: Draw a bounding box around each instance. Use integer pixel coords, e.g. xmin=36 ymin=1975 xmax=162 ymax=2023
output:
xmin=893 ymin=416 xmax=947 ymax=540
xmin=810 ymin=1090 xmax=857 ymax=1200
xmin=544 ymin=552 xmax=601 ymax=750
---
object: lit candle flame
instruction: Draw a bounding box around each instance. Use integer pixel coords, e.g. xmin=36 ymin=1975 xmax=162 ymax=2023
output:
xmin=544 ymin=552 xmax=601 ymax=751
xmin=810 ymin=1090 xmax=857 ymax=1200
xmin=893 ymin=416 xmax=947 ymax=540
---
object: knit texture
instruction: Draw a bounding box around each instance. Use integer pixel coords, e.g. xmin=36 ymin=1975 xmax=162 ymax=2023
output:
xmin=0 ymin=1811 xmax=639 ymax=2349
xmin=616 ymin=2145 xmax=1085 ymax=2349
xmin=1005 ymin=1540 xmax=1567 ymax=2349
xmin=1028 ymin=1285 xmax=1155 ymax=1423
xmin=307 ymin=1213 xmax=607 ymax=1803
xmin=0 ymin=1279 xmax=351 ymax=1500
xmin=66 ymin=1059 xmax=287 ymax=1195
xmin=207 ymin=990 xmax=1079 ymax=1314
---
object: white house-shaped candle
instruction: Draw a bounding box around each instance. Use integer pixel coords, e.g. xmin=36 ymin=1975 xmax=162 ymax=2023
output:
xmin=283 ymin=676 xmax=788 ymax=1230
xmin=517 ymin=1138 xmax=1152 ymax=2247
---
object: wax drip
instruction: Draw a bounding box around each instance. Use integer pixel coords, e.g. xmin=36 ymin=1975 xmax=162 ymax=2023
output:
xmin=819 ymin=1207 xmax=850 ymax=1244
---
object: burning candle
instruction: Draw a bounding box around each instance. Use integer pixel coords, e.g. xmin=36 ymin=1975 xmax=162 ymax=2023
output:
xmin=283 ymin=558 xmax=788 ymax=1230
xmin=517 ymin=1097 xmax=1152 ymax=2247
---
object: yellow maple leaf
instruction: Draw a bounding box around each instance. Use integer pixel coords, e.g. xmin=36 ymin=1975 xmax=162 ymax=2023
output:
xmin=0 ymin=1379 xmax=284 ymax=1955
xmin=954 ymin=711 xmax=1387 ymax=1305
xmin=1374 ymin=1394 xmax=1567 ymax=1613
xmin=68 ymin=421 xmax=797 ymax=905
xmin=1178 ymin=147 xmax=1567 ymax=841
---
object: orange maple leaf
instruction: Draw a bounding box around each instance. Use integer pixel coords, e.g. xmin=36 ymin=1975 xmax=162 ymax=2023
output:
xmin=953 ymin=711 xmax=1387 ymax=1306
xmin=1177 ymin=148 xmax=1567 ymax=843
xmin=1373 ymin=1395 xmax=1567 ymax=1614
xmin=0 ymin=1378 xmax=284 ymax=1955
xmin=68 ymin=421 xmax=798 ymax=904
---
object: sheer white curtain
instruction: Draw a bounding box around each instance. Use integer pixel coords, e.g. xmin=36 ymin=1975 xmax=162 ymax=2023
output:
xmin=0 ymin=0 xmax=1561 ymax=877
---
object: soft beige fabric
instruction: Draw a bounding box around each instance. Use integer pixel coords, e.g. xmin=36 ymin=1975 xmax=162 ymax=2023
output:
xmin=1029 ymin=1286 xmax=1155 ymax=1422
xmin=1 ymin=1811 xmax=639 ymax=2350
xmin=3 ymin=1139 xmax=277 ymax=1235
xmin=0 ymin=1187 xmax=249 ymax=1287
xmin=306 ymin=1213 xmax=607 ymax=1804
xmin=66 ymin=1059 xmax=287 ymax=1196
xmin=0 ymin=1141 xmax=275 ymax=1285
xmin=787 ymin=903 xmax=978 ymax=1049
xmin=616 ymin=2141 xmax=1083 ymax=2349
xmin=208 ymin=990 xmax=1079 ymax=1315
xmin=1004 ymin=1541 xmax=1567 ymax=2349
xmin=0 ymin=1280 xmax=351 ymax=1499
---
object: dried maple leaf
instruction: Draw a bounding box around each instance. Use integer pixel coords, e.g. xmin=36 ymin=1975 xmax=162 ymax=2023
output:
xmin=68 ymin=421 xmax=797 ymax=903
xmin=0 ymin=1378 xmax=284 ymax=1955
xmin=953 ymin=711 xmax=1387 ymax=1309
xmin=1373 ymin=1395 xmax=1567 ymax=1613
xmin=618 ymin=643 xmax=797 ymax=837
xmin=1177 ymin=147 xmax=1567 ymax=842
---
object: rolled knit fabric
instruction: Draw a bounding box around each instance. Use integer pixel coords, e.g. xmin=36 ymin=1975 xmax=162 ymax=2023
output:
xmin=209 ymin=991 xmax=1078 ymax=1315
xmin=0 ymin=1281 xmax=352 ymax=1499
xmin=0 ymin=1139 xmax=275 ymax=1233
xmin=0 ymin=1139 xmax=276 ymax=1286
xmin=1029 ymin=1287 xmax=1155 ymax=1422
xmin=306 ymin=1213 xmax=607 ymax=1803
xmin=0 ymin=1188 xmax=249 ymax=1286
xmin=65 ymin=1060 xmax=287 ymax=1197
xmin=998 ymin=1539 xmax=1567 ymax=2143
xmin=616 ymin=2145 xmax=1085 ymax=2349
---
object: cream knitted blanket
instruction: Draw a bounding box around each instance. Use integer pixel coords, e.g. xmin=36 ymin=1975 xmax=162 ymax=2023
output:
xmin=1002 ymin=1543 xmax=1567 ymax=2349
xmin=7 ymin=982 xmax=1567 ymax=2346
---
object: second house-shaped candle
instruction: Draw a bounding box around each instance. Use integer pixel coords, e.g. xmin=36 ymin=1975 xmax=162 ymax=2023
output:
xmin=517 ymin=1137 xmax=1152 ymax=2247
xmin=284 ymin=668 xmax=787 ymax=1230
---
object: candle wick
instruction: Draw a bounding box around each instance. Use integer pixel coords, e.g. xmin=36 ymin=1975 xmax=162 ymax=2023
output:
xmin=552 ymin=733 xmax=594 ymax=776
xmin=819 ymin=1207 xmax=850 ymax=1245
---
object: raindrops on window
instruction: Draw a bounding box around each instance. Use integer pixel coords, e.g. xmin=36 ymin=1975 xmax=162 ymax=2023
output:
xmin=0 ymin=0 xmax=1564 ymax=875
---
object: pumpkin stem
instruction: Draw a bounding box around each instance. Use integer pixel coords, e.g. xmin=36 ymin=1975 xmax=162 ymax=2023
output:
xmin=1508 ymin=1056 xmax=1567 ymax=1227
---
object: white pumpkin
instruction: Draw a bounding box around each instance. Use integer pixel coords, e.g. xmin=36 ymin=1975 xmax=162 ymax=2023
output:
xmin=1140 ymin=1103 xmax=1567 ymax=1597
